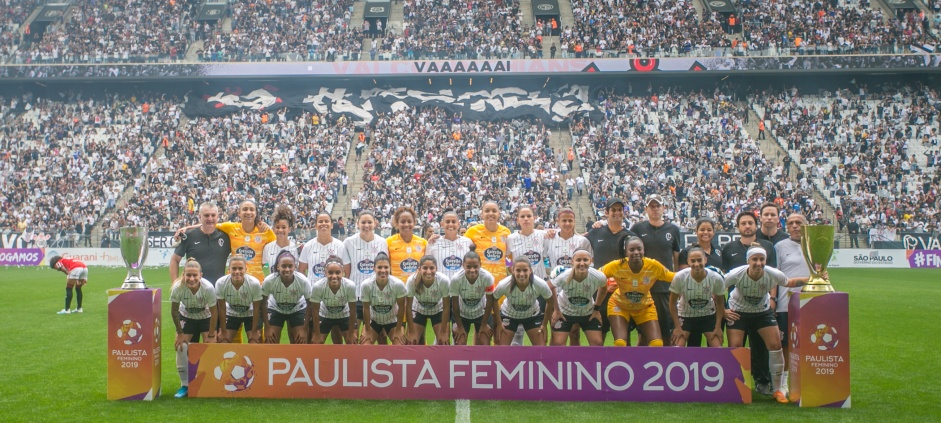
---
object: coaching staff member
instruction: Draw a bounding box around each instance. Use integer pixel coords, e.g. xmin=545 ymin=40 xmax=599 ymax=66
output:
xmin=629 ymin=194 xmax=681 ymax=346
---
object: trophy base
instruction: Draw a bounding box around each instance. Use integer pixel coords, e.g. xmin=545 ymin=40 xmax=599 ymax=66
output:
xmin=802 ymin=277 xmax=834 ymax=293
xmin=121 ymin=281 xmax=148 ymax=290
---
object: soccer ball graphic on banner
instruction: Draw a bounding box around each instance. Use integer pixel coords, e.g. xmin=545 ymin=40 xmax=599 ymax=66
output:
xmin=153 ymin=318 xmax=161 ymax=342
xmin=809 ymin=324 xmax=839 ymax=351
xmin=213 ymin=351 xmax=256 ymax=392
xmin=116 ymin=320 xmax=144 ymax=345
xmin=789 ymin=322 xmax=799 ymax=349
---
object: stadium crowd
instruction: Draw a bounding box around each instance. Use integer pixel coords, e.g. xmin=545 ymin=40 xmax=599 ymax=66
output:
xmin=199 ymin=0 xmax=363 ymax=62
xmin=755 ymin=83 xmax=941 ymax=231
xmin=740 ymin=0 xmax=937 ymax=55
xmin=395 ymin=0 xmax=533 ymax=60
xmin=14 ymin=0 xmax=194 ymax=64
xmin=564 ymin=0 xmax=729 ymax=58
xmin=570 ymin=86 xmax=820 ymax=231
xmin=0 ymin=0 xmax=39 ymax=64
xmin=122 ymin=111 xmax=351 ymax=235
xmin=356 ymin=107 xmax=570 ymax=231
xmin=0 ymin=91 xmax=180 ymax=244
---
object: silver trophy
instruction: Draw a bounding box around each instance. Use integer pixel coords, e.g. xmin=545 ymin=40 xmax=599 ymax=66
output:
xmin=120 ymin=227 xmax=149 ymax=289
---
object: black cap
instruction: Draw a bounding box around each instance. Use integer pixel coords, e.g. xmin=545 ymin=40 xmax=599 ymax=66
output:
xmin=606 ymin=198 xmax=625 ymax=210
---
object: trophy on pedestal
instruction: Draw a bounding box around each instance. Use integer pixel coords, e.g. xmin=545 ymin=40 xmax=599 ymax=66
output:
xmin=119 ymin=227 xmax=149 ymax=289
xmin=799 ymin=225 xmax=835 ymax=293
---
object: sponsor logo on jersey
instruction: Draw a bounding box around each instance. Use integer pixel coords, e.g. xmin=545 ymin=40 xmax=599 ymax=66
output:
xmin=400 ymin=258 xmax=419 ymax=274
xmin=524 ymin=250 xmax=541 ymax=265
xmin=443 ymin=255 xmax=462 ymax=270
xmin=372 ymin=304 xmax=393 ymax=314
xmin=625 ymin=291 xmax=645 ymax=303
xmin=484 ymin=247 xmax=503 ymax=261
xmin=236 ymin=246 xmax=256 ymax=260
xmin=357 ymin=259 xmax=375 ymax=274
xmin=688 ymin=298 xmax=709 ymax=309
xmin=569 ymin=296 xmax=590 ymax=306
xmin=312 ymin=262 xmax=326 ymax=278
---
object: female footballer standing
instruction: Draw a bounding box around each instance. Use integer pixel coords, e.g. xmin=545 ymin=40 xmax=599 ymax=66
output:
xmin=405 ymin=256 xmax=451 ymax=345
xmin=260 ymin=251 xmax=312 ymax=344
xmin=263 ymin=205 xmax=300 ymax=275
xmin=549 ymin=249 xmax=608 ymax=346
xmin=214 ymin=255 xmax=263 ymax=343
xmin=308 ymin=257 xmax=358 ymax=344
xmin=427 ymin=210 xmax=474 ymax=280
xmin=506 ymin=206 xmax=549 ymax=345
xmin=463 ymin=201 xmax=512 ymax=280
xmin=491 ymin=259 xmax=556 ymax=346
xmin=602 ymin=237 xmax=675 ymax=347
xmin=724 ymin=245 xmax=811 ymax=404
xmin=341 ymin=210 xmax=389 ymax=336
xmin=449 ymin=249 xmax=497 ymax=345
xmin=359 ymin=253 xmax=408 ymax=345
xmin=668 ymin=247 xmax=726 ymax=347
xmin=170 ymin=259 xmax=218 ymax=398
xmin=212 ymin=199 xmax=275 ymax=282
xmin=297 ymin=211 xmax=344 ymax=281
xmin=386 ymin=207 xmax=428 ymax=282
xmin=677 ymin=218 xmax=722 ymax=271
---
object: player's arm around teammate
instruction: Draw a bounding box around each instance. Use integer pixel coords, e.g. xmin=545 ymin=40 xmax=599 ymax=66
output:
xmin=308 ymin=258 xmax=358 ymax=344
xmin=602 ymin=237 xmax=675 ymax=347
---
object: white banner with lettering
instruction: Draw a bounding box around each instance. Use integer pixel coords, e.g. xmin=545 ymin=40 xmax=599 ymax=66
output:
xmin=828 ymin=249 xmax=910 ymax=268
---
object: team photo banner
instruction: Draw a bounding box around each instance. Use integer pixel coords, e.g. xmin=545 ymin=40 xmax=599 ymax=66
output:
xmin=187 ymin=345 xmax=752 ymax=403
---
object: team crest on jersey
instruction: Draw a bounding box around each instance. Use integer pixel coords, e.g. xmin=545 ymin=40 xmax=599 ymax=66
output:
xmin=218 ymin=239 xmax=225 ymax=247
xmin=665 ymin=233 xmax=673 ymax=241
xmin=416 ymin=245 xmax=422 ymax=253
xmin=642 ymin=276 xmax=651 ymax=285
xmin=255 ymin=235 xmax=262 ymax=243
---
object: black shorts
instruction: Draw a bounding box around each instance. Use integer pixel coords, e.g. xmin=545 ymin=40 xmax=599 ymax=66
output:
xmin=776 ymin=312 xmax=788 ymax=342
xmin=181 ymin=316 xmax=210 ymax=336
xmin=370 ymin=321 xmax=397 ymax=335
xmin=268 ymin=310 xmax=306 ymax=328
xmin=501 ymin=314 xmax=543 ymax=332
xmin=551 ymin=313 xmax=603 ymax=332
xmin=413 ymin=311 xmax=443 ymax=327
xmin=727 ymin=309 xmax=777 ymax=333
xmin=320 ymin=317 xmax=350 ymax=334
xmin=680 ymin=314 xmax=717 ymax=334
xmin=225 ymin=315 xmax=259 ymax=331
xmin=356 ymin=300 xmax=364 ymax=321
xmin=458 ymin=315 xmax=492 ymax=333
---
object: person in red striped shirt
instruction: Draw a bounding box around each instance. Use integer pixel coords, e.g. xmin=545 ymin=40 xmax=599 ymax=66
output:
xmin=49 ymin=256 xmax=88 ymax=314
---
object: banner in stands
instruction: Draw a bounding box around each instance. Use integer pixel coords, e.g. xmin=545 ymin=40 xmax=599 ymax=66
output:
xmin=704 ymin=0 xmax=736 ymax=14
xmin=363 ymin=1 xmax=391 ymax=18
xmin=187 ymin=344 xmax=752 ymax=402
xmin=532 ymin=0 xmax=560 ymax=17
xmin=33 ymin=3 xmax=70 ymax=22
xmin=197 ymin=2 xmax=228 ymax=21
xmin=3 ymin=55 xmax=941 ymax=80
xmin=183 ymin=85 xmax=598 ymax=124
xmin=900 ymin=232 xmax=941 ymax=250
xmin=883 ymin=0 xmax=918 ymax=11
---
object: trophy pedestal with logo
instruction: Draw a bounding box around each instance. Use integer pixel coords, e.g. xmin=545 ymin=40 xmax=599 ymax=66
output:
xmin=107 ymin=227 xmax=162 ymax=400
xmin=787 ymin=292 xmax=850 ymax=407
xmin=107 ymin=288 xmax=162 ymax=400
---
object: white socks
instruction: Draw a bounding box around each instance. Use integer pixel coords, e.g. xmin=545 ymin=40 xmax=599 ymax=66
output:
xmin=769 ymin=349 xmax=785 ymax=393
xmin=176 ymin=343 xmax=189 ymax=386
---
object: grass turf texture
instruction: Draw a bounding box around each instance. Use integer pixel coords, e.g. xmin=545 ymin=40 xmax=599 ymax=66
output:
xmin=0 ymin=267 xmax=937 ymax=422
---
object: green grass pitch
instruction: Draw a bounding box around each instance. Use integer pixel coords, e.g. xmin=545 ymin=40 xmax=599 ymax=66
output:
xmin=0 ymin=267 xmax=938 ymax=422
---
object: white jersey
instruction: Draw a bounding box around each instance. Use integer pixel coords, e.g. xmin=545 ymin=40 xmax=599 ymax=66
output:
xmin=544 ymin=233 xmax=593 ymax=268
xmin=406 ymin=272 xmax=451 ymax=315
xmin=724 ymin=265 xmax=788 ymax=313
xmin=170 ymin=278 xmax=217 ymax=320
xmin=299 ymin=237 xmax=344 ymax=279
xmin=262 ymin=271 xmax=312 ymax=314
xmin=360 ymin=276 xmax=407 ymax=324
xmin=669 ymin=268 xmax=726 ymax=318
xmin=428 ymin=236 xmax=474 ymax=279
xmin=774 ymin=238 xmax=809 ymax=312
xmin=492 ymin=275 xmax=553 ymax=319
xmin=507 ymin=230 xmax=549 ymax=278
xmin=551 ymin=268 xmax=607 ymax=316
xmin=309 ymin=277 xmax=357 ymax=319
xmin=214 ymin=274 xmax=263 ymax=318
xmin=449 ymin=268 xmax=496 ymax=319
xmin=262 ymin=240 xmax=300 ymax=273
xmin=341 ymin=234 xmax=389 ymax=298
